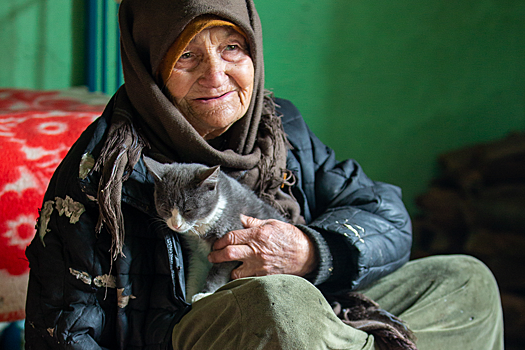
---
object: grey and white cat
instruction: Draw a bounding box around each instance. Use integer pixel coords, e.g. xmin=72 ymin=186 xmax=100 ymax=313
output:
xmin=143 ymin=156 xmax=286 ymax=303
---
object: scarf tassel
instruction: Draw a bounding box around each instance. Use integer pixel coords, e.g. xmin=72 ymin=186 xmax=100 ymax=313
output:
xmin=330 ymin=293 xmax=418 ymax=350
xmin=93 ymin=110 xmax=148 ymax=260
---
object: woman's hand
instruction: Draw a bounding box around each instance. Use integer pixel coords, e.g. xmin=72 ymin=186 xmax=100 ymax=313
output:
xmin=208 ymin=214 xmax=317 ymax=280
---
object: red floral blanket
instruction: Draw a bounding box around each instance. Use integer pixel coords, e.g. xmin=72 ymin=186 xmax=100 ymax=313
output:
xmin=0 ymin=88 xmax=107 ymax=322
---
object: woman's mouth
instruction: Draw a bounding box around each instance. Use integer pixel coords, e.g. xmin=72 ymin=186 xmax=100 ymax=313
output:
xmin=195 ymin=91 xmax=233 ymax=102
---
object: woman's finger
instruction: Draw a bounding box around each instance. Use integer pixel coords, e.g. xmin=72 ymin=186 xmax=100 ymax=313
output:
xmin=240 ymin=214 xmax=265 ymax=228
xmin=208 ymin=243 xmax=253 ymax=264
xmin=213 ymin=215 xmax=265 ymax=250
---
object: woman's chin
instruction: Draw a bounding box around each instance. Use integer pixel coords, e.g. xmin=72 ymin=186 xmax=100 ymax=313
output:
xmin=187 ymin=106 xmax=246 ymax=138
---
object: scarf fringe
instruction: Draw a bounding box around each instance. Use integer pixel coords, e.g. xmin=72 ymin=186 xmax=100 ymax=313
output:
xmin=330 ymin=293 xmax=418 ymax=350
xmin=93 ymin=109 xmax=148 ymax=260
xmin=254 ymin=94 xmax=295 ymax=217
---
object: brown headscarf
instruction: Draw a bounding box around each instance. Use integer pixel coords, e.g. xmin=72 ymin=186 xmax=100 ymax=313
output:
xmin=94 ymin=0 xmax=303 ymax=259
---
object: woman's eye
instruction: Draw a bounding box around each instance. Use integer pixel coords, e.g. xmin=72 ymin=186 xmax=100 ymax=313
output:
xmin=222 ymin=43 xmax=249 ymax=61
xmin=174 ymin=52 xmax=199 ymax=69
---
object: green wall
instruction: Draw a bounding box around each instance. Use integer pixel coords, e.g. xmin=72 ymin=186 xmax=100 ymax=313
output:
xmin=257 ymin=0 xmax=525 ymax=213
xmin=0 ymin=0 xmax=85 ymax=89
xmin=1 ymin=0 xmax=524 ymax=214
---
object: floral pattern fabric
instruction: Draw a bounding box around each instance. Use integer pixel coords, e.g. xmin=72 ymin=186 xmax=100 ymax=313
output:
xmin=0 ymin=88 xmax=106 ymax=322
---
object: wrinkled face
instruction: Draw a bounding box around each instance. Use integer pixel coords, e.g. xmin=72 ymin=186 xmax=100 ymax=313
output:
xmin=165 ymin=26 xmax=255 ymax=140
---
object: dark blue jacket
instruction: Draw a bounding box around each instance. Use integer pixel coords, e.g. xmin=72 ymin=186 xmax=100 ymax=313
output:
xmin=25 ymin=98 xmax=411 ymax=349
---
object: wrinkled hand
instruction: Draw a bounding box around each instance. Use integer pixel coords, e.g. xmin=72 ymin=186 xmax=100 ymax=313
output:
xmin=208 ymin=214 xmax=317 ymax=280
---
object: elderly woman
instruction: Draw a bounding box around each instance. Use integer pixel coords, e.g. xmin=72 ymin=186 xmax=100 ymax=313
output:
xmin=25 ymin=0 xmax=503 ymax=349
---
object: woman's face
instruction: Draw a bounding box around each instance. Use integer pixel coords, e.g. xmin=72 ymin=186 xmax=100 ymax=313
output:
xmin=165 ymin=26 xmax=254 ymax=140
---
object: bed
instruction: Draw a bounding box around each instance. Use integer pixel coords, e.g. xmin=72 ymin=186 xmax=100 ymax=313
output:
xmin=0 ymin=88 xmax=108 ymax=330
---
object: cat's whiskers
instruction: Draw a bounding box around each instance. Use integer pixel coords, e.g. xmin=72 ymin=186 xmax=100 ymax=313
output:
xmin=150 ymin=217 xmax=168 ymax=229
xmin=187 ymin=226 xmax=200 ymax=237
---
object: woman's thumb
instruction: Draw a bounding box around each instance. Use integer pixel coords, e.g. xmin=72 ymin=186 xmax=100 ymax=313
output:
xmin=240 ymin=214 xmax=263 ymax=228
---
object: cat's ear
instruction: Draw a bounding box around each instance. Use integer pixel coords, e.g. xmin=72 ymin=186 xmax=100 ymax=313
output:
xmin=143 ymin=156 xmax=164 ymax=182
xmin=198 ymin=165 xmax=220 ymax=190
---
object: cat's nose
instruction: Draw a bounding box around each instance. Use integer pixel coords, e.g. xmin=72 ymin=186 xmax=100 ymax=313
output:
xmin=169 ymin=218 xmax=183 ymax=231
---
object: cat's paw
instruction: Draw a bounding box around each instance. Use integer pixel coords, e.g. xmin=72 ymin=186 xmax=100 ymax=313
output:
xmin=192 ymin=292 xmax=213 ymax=303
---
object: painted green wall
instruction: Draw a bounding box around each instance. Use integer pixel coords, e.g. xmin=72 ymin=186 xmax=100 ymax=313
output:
xmin=0 ymin=0 xmax=85 ymax=89
xmin=257 ymin=0 xmax=525 ymax=213
xmin=1 ymin=0 xmax=524 ymax=213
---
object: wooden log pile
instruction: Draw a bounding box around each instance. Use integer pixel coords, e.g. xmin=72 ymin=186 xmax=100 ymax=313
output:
xmin=412 ymin=132 xmax=525 ymax=349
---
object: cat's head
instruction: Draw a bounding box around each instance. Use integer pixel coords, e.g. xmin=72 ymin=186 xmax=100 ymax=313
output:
xmin=144 ymin=156 xmax=222 ymax=234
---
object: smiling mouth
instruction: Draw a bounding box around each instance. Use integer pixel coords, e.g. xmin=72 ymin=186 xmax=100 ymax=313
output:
xmin=195 ymin=91 xmax=233 ymax=101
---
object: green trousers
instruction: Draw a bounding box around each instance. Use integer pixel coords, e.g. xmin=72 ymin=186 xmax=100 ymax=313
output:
xmin=171 ymin=255 xmax=504 ymax=349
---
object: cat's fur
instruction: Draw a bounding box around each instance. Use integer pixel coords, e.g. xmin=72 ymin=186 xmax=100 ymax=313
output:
xmin=143 ymin=156 xmax=286 ymax=303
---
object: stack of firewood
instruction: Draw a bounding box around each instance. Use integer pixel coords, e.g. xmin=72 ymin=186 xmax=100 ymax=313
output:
xmin=412 ymin=132 xmax=525 ymax=350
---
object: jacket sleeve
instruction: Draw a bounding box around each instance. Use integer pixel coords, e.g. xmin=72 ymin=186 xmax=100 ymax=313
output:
xmin=24 ymin=179 xmax=108 ymax=349
xmin=24 ymin=120 xmax=114 ymax=349
xmin=278 ymin=98 xmax=412 ymax=292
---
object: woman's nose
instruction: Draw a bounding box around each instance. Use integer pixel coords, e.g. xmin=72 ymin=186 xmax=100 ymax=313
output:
xmin=198 ymin=53 xmax=228 ymax=88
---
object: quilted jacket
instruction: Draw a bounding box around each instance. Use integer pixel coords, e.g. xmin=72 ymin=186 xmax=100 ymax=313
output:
xmin=25 ymin=98 xmax=412 ymax=349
